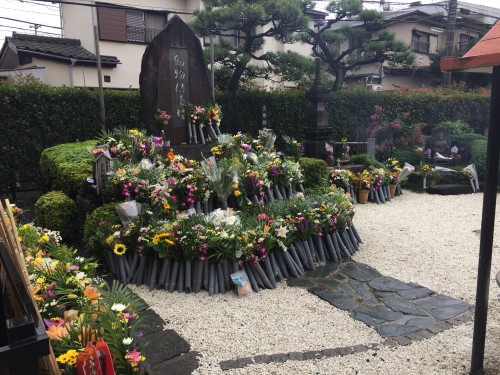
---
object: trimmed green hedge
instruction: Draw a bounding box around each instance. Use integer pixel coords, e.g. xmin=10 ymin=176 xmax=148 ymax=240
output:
xmin=0 ymin=83 xmax=490 ymax=193
xmin=39 ymin=140 xmax=97 ymax=198
xmin=298 ymin=157 xmax=329 ymax=189
xmin=35 ymin=191 xmax=78 ymax=242
xmin=0 ymin=83 xmax=142 ymax=192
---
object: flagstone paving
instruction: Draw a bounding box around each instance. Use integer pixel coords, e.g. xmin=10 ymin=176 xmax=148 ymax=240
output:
xmin=219 ymin=259 xmax=474 ymax=370
xmin=288 ymin=259 xmax=473 ymax=338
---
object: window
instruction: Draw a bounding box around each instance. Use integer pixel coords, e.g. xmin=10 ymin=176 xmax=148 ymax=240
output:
xmin=349 ymin=32 xmax=372 ymax=57
xmin=97 ymin=5 xmax=166 ymax=43
xmin=458 ymin=34 xmax=475 ymax=55
xmin=104 ymin=75 xmax=111 ymax=82
xmin=411 ymin=30 xmax=430 ymax=54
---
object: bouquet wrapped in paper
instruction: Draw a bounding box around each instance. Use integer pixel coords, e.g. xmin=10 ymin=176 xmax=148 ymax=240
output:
xmin=201 ymin=156 xmax=238 ymax=209
xmin=397 ymin=162 xmax=415 ymax=182
xmin=463 ymin=164 xmax=480 ymax=192
xmin=115 ymin=200 xmax=142 ymax=227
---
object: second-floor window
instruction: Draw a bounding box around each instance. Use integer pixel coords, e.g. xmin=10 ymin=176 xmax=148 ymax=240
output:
xmin=126 ymin=10 xmax=166 ymax=43
xmin=97 ymin=6 xmax=166 ymax=43
xmin=411 ymin=30 xmax=430 ymax=54
xmin=458 ymin=34 xmax=475 ymax=55
xmin=349 ymin=32 xmax=372 ymax=58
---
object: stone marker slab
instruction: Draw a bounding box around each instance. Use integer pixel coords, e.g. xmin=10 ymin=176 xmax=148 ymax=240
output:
xmin=140 ymin=15 xmax=212 ymax=144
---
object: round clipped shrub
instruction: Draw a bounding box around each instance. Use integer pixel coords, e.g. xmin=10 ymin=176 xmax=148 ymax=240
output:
xmin=39 ymin=140 xmax=96 ymax=199
xmin=298 ymin=157 xmax=328 ymax=189
xmin=349 ymin=154 xmax=384 ymax=169
xmin=35 ymin=191 xmax=77 ymax=242
xmin=83 ymin=203 xmax=120 ymax=255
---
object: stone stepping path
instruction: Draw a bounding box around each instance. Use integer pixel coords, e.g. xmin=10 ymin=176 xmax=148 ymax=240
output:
xmin=287 ymin=259 xmax=473 ymax=338
xmin=141 ymin=306 xmax=200 ymax=374
xmin=218 ymin=260 xmax=474 ymax=371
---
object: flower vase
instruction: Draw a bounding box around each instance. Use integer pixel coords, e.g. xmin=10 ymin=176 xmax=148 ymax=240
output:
xmin=389 ymin=184 xmax=397 ymax=197
xmin=358 ymin=189 xmax=369 ymax=204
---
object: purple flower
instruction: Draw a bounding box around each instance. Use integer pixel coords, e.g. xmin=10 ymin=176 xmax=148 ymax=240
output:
xmin=153 ymin=136 xmax=164 ymax=148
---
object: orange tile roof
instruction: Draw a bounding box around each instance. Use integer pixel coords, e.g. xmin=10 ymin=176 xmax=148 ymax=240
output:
xmin=441 ymin=22 xmax=500 ymax=72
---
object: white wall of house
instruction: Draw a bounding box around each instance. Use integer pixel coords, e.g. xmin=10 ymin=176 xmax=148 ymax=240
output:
xmin=61 ymin=0 xmax=198 ymax=89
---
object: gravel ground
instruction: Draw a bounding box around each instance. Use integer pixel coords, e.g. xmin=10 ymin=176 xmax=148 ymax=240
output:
xmin=132 ymin=191 xmax=500 ymax=374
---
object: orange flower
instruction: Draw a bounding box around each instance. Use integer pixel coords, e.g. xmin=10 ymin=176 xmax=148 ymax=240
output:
xmin=167 ymin=149 xmax=175 ymax=160
xmin=46 ymin=323 xmax=69 ymax=341
xmin=83 ymin=285 xmax=101 ymax=304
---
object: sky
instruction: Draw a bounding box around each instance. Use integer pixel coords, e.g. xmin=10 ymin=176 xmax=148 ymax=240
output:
xmin=0 ymin=0 xmax=499 ymax=48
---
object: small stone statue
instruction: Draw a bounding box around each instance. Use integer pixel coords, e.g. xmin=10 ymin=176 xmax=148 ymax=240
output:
xmin=433 ymin=132 xmax=449 ymax=155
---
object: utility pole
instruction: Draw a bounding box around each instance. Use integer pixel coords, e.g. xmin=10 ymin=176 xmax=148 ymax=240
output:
xmin=91 ymin=0 xmax=106 ymax=131
xmin=442 ymin=0 xmax=458 ymax=86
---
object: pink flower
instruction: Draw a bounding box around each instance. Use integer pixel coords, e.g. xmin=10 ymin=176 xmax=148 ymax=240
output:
xmin=370 ymin=114 xmax=378 ymax=120
xmin=125 ymin=349 xmax=142 ymax=364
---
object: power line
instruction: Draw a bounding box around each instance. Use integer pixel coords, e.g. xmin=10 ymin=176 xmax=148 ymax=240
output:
xmin=0 ymin=24 xmax=60 ymax=35
xmin=0 ymin=16 xmax=61 ymax=29
xmin=24 ymin=0 xmax=194 ymax=15
xmin=1 ymin=5 xmax=59 ymax=16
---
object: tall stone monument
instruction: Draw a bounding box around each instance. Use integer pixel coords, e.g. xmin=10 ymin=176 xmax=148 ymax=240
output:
xmin=303 ymin=58 xmax=333 ymax=158
xmin=140 ymin=15 xmax=213 ymax=145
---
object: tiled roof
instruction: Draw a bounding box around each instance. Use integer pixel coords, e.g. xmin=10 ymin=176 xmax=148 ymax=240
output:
xmin=6 ymin=33 xmax=119 ymax=65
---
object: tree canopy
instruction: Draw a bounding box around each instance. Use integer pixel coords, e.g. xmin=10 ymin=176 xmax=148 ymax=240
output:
xmin=191 ymin=0 xmax=314 ymax=95
xmin=298 ymin=0 xmax=415 ymax=91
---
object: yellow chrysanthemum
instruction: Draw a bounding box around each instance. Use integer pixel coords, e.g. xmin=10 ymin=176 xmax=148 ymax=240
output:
xmin=113 ymin=243 xmax=127 ymax=256
xmin=41 ymin=235 xmax=50 ymax=243
xmin=129 ymin=129 xmax=139 ymax=136
xmin=56 ymin=349 xmax=78 ymax=366
xmin=105 ymin=235 xmax=115 ymax=245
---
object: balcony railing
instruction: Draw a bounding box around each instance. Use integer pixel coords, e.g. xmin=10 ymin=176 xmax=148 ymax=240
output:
xmin=126 ymin=26 xmax=162 ymax=43
xmin=411 ymin=40 xmax=430 ymax=54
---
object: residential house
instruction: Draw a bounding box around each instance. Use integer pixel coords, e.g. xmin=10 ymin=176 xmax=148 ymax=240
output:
xmin=334 ymin=1 xmax=500 ymax=90
xmin=0 ymin=0 xmax=324 ymax=89
xmin=0 ymin=1 xmax=199 ymax=88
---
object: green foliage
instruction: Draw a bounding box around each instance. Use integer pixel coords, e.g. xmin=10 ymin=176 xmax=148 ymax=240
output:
xmin=298 ymin=157 xmax=328 ymax=189
xmin=470 ymin=138 xmax=487 ymax=179
xmin=391 ymin=148 xmax=420 ymax=166
xmin=436 ymin=120 xmax=475 ymax=136
xmin=192 ymin=0 xmax=311 ymax=94
xmin=35 ymin=191 xmax=78 ymax=242
xmin=83 ymin=203 xmax=120 ymax=255
xmin=349 ymin=154 xmax=384 ymax=168
xmin=328 ymin=89 xmax=489 ymax=141
xmin=298 ymin=0 xmax=414 ymax=91
xmin=450 ymin=133 xmax=486 ymax=163
xmin=40 ymin=140 xmax=96 ymax=198
xmin=0 ymin=82 xmax=142 ymax=192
